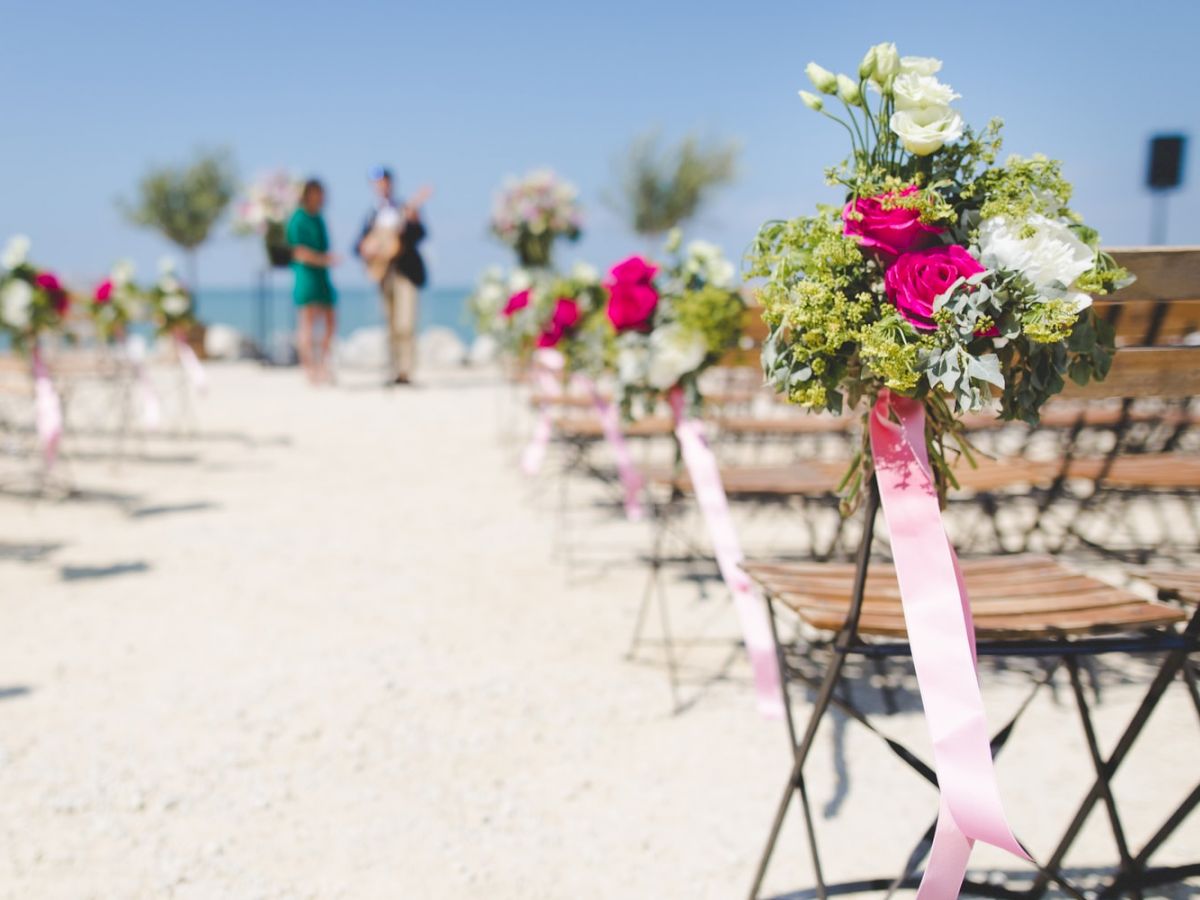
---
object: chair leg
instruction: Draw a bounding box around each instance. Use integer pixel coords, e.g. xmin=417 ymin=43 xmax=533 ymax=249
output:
xmin=1065 ymin=657 xmax=1142 ymax=899
xmin=1032 ymin=609 xmax=1200 ymax=897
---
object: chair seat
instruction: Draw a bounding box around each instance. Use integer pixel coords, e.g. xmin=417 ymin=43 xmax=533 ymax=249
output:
xmin=645 ymin=462 xmax=847 ymax=497
xmin=555 ymin=416 xmax=674 ymax=439
xmin=1065 ymin=454 xmax=1200 ymax=490
xmin=744 ymin=554 xmax=1186 ymax=640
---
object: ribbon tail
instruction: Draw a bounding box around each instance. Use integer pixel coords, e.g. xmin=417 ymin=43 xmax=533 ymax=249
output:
xmin=520 ymin=350 xmax=564 ymax=477
xmin=32 ymin=349 xmax=63 ymax=470
xmin=915 ymin=797 xmax=974 ymax=900
xmin=669 ymin=388 xmax=783 ymax=718
xmin=175 ymin=334 xmax=207 ymax=393
xmin=588 ymin=384 xmax=644 ymax=521
xmin=521 ymin=411 xmax=553 ymax=476
xmin=869 ymin=390 xmax=1028 ymax=882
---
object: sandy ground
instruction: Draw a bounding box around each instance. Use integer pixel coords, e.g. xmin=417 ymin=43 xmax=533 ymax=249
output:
xmin=1 ymin=362 xmax=1197 ymax=899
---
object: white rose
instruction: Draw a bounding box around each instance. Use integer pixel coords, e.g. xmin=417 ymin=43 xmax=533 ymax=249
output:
xmin=2 ymin=235 xmax=31 ymax=270
xmin=893 ymin=73 xmax=960 ymax=110
xmin=900 ymin=56 xmax=942 ymax=76
xmin=647 ymin=324 xmax=709 ymax=391
xmin=162 ymin=293 xmax=190 ymax=317
xmin=890 ymin=105 xmax=964 ymax=156
xmin=978 ymin=215 xmax=1095 ymax=309
xmin=1 ymin=279 xmax=33 ymax=329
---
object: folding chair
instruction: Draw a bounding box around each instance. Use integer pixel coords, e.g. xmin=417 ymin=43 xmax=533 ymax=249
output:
xmin=743 ymin=247 xmax=1200 ymax=899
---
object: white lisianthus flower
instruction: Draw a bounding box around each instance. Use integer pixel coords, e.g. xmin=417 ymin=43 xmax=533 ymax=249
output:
xmin=1 ymin=279 xmax=34 ymax=329
xmin=893 ymin=73 xmax=960 ymax=110
xmin=647 ymin=323 xmax=709 ymax=390
xmin=867 ymin=42 xmax=900 ymax=88
xmin=805 ymin=62 xmax=838 ymax=94
xmin=162 ymin=293 xmax=190 ymax=317
xmin=111 ymin=259 xmax=136 ymax=288
xmin=798 ymin=90 xmax=824 ymax=112
xmin=900 ymin=56 xmax=942 ymax=76
xmin=836 ymin=73 xmax=863 ymax=107
xmin=890 ymin=105 xmax=964 ymax=156
xmin=2 ymin=235 xmax=31 ymax=270
xmin=684 ymin=240 xmax=736 ymax=288
xmin=477 ymin=282 xmax=504 ymax=309
xmin=978 ymin=215 xmax=1096 ymax=310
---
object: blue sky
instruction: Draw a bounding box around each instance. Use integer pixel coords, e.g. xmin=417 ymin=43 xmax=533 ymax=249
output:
xmin=2 ymin=0 xmax=1197 ymax=290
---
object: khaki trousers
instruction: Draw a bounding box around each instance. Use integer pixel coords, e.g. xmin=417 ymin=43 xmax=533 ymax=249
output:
xmin=382 ymin=272 xmax=419 ymax=380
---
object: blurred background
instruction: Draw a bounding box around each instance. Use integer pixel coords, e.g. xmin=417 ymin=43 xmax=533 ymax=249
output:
xmin=2 ymin=0 xmax=1197 ymax=350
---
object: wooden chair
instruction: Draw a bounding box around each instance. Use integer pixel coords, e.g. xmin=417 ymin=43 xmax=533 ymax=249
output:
xmin=744 ymin=248 xmax=1200 ymax=899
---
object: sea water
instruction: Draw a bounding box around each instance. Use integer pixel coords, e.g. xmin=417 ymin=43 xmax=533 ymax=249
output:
xmin=195 ymin=283 xmax=474 ymax=347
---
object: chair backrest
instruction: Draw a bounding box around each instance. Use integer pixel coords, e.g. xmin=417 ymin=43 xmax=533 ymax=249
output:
xmin=1062 ymin=247 xmax=1200 ymax=401
xmin=717 ymin=303 xmax=770 ymax=368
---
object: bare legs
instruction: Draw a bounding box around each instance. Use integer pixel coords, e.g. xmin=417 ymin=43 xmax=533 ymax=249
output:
xmin=296 ymin=304 xmax=337 ymax=385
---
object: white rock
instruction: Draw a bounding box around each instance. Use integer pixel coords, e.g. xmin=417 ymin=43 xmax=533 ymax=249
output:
xmin=204 ymin=324 xmax=253 ymax=360
xmin=467 ymin=334 xmax=498 ymax=366
xmin=418 ymin=327 xmax=467 ymax=368
xmin=335 ymin=327 xmax=387 ymax=370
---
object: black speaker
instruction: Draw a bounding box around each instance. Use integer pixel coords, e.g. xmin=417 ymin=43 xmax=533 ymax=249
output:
xmin=1147 ymin=134 xmax=1186 ymax=190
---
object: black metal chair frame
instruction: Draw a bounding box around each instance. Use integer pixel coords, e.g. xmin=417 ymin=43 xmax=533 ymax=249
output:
xmin=749 ymin=478 xmax=1200 ymax=900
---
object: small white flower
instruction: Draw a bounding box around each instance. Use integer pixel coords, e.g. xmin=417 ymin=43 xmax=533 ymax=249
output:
xmin=804 ymin=62 xmax=838 ymax=94
xmin=162 ymin=293 xmax=190 ymax=317
xmin=893 ymin=73 xmax=960 ymax=110
xmin=836 ymin=73 xmax=862 ymax=107
xmin=647 ymin=324 xmax=709 ymax=391
xmin=1 ymin=279 xmax=34 ymax=329
xmin=111 ymin=259 xmax=136 ymax=288
xmin=798 ymin=90 xmax=824 ymax=112
xmin=2 ymin=235 xmax=31 ymax=270
xmin=867 ymin=42 xmax=900 ymax=88
xmin=617 ymin=339 xmax=649 ymax=385
xmin=507 ymin=269 xmax=532 ymax=292
xmin=890 ymin=105 xmax=964 ymax=156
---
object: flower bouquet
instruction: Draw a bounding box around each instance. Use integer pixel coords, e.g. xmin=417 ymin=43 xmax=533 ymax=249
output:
xmin=145 ymin=258 xmax=196 ymax=336
xmin=0 ymin=236 xmax=73 ymax=352
xmin=609 ymin=234 xmax=745 ymax=416
xmin=746 ymin=42 xmax=1132 ymax=888
xmin=232 ymin=170 xmax=301 ymax=268
xmin=751 ymin=43 xmax=1125 ymax=506
xmin=490 ymin=169 xmax=583 ymax=269
xmin=88 ymin=260 xmax=142 ymax=343
xmin=0 ymin=235 xmax=69 ymax=465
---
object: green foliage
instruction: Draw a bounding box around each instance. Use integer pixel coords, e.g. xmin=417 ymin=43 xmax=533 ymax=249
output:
xmin=612 ymin=132 xmax=738 ymax=236
xmin=120 ymin=149 xmax=237 ymax=252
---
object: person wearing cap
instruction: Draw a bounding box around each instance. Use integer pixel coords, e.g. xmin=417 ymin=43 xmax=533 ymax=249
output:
xmin=355 ymin=167 xmax=429 ymax=385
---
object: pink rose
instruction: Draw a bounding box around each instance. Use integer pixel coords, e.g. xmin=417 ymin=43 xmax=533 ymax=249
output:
xmin=95 ymin=279 xmax=113 ymax=304
xmin=501 ymin=289 xmax=530 ymax=317
xmin=843 ymin=186 xmax=943 ymax=260
xmin=605 ymin=256 xmax=658 ymax=332
xmin=884 ymin=245 xmax=984 ymax=332
xmin=535 ymin=298 xmax=581 ymax=348
xmin=36 ymin=272 xmax=71 ymax=314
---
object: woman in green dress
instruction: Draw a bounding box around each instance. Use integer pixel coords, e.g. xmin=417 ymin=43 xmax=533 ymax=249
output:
xmin=287 ymin=179 xmax=340 ymax=384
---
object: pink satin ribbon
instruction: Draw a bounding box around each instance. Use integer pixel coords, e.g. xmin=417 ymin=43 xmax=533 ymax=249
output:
xmin=521 ymin=349 xmax=563 ymax=476
xmin=668 ymin=388 xmax=784 ymax=718
xmin=174 ymin=332 xmax=206 ymax=393
xmin=579 ymin=378 xmax=644 ymax=521
xmin=869 ymin=390 xmax=1028 ymax=898
xmin=126 ymin=336 xmax=162 ymax=429
xmin=31 ymin=347 xmax=63 ymax=469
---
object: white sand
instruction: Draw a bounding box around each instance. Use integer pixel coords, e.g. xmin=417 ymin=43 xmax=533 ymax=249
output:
xmin=1 ymin=363 xmax=1197 ymax=899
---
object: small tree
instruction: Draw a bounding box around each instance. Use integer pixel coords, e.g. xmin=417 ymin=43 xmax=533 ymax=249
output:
xmin=120 ymin=149 xmax=237 ymax=312
xmin=611 ymin=131 xmax=739 ymax=238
